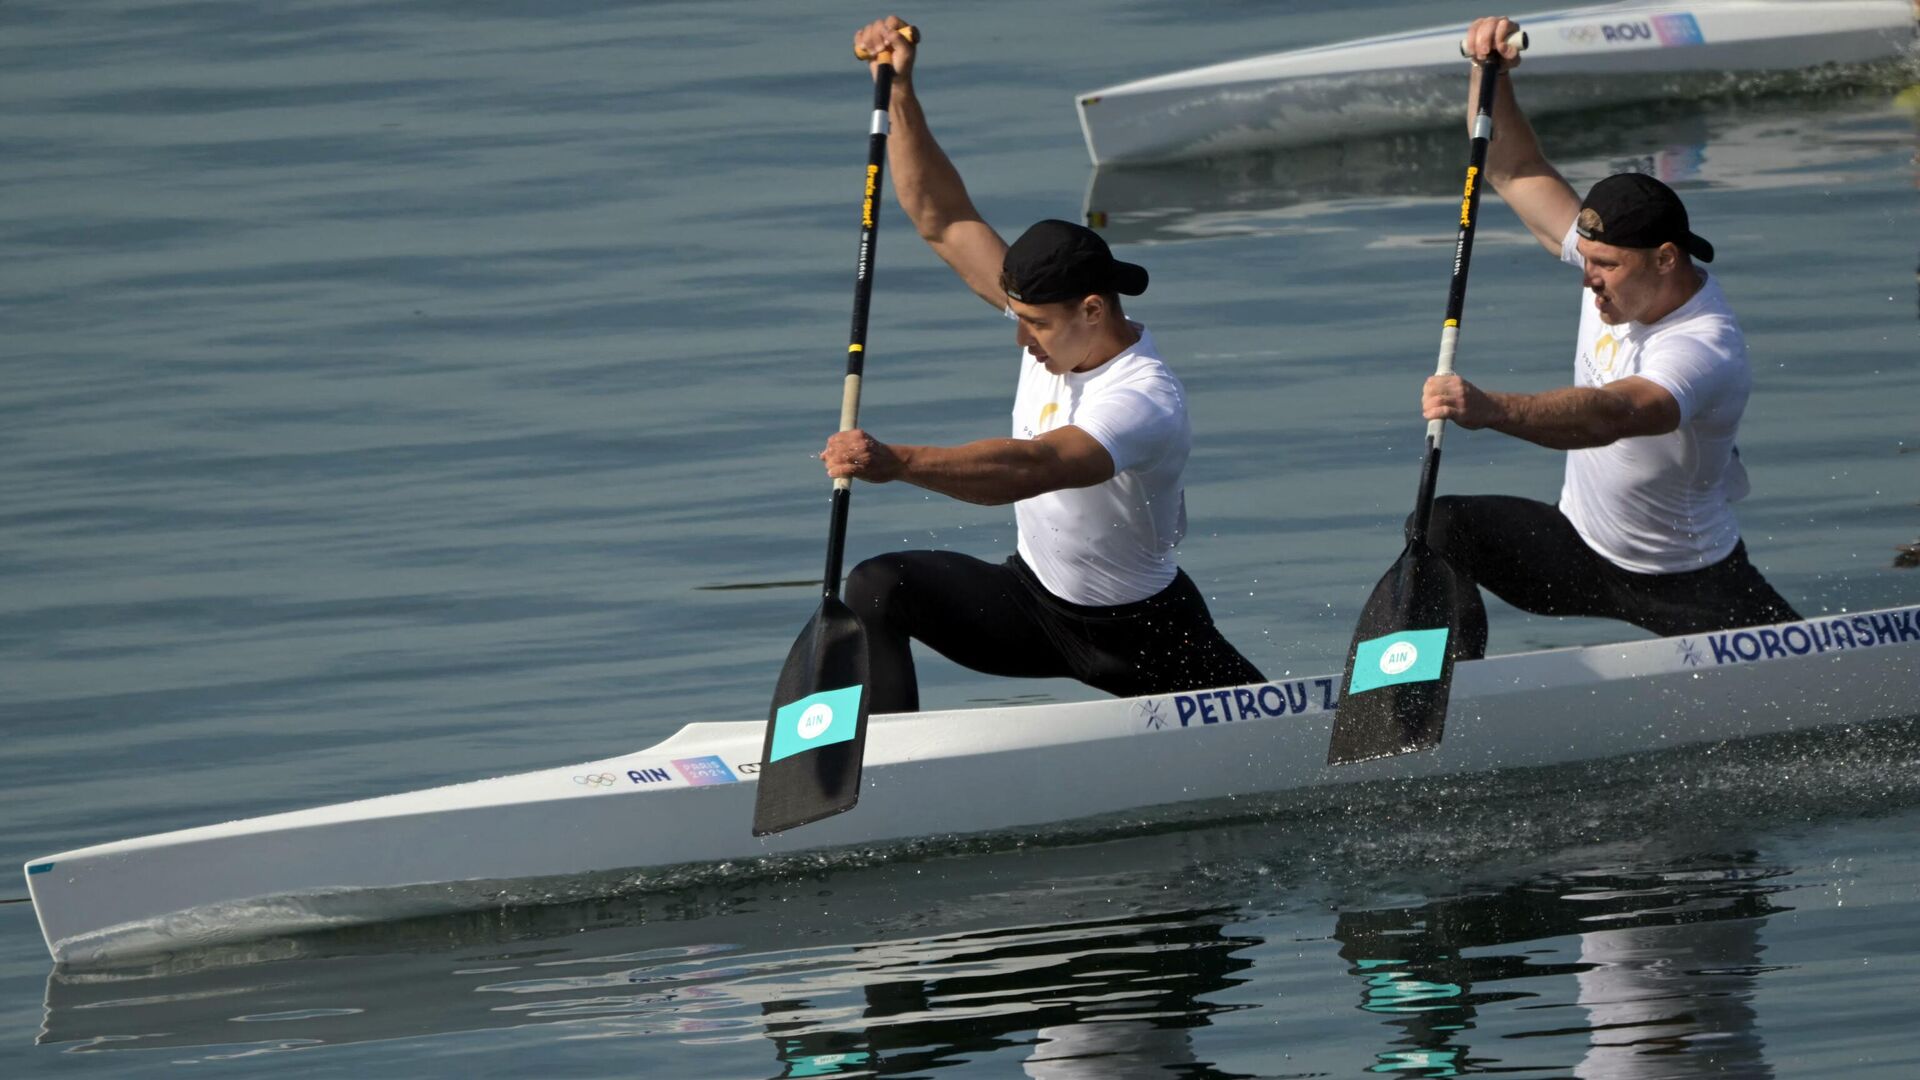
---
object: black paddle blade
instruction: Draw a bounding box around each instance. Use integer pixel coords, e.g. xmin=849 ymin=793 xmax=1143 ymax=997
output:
xmin=752 ymin=597 xmax=872 ymax=836
xmin=1328 ymin=540 xmax=1487 ymax=765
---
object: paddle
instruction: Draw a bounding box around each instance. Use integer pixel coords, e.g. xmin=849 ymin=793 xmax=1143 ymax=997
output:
xmin=752 ymin=25 xmax=918 ymax=836
xmin=1326 ymin=45 xmax=1515 ymax=766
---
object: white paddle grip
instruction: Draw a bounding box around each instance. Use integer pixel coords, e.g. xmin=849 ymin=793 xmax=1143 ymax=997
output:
xmin=1428 ymin=323 xmax=1462 ymax=446
xmin=1434 ymin=324 xmax=1460 ymax=378
xmin=1457 ymin=30 xmax=1529 ymax=57
xmin=839 ymin=373 xmax=862 ymax=430
xmin=832 ymin=373 xmax=862 ymax=491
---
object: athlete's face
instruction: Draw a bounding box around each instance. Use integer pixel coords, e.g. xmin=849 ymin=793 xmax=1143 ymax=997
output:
xmin=1576 ymin=237 xmax=1676 ymax=325
xmin=1009 ymin=295 xmax=1105 ymax=375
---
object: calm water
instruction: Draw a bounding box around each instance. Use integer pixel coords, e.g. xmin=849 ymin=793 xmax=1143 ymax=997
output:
xmin=3 ymin=0 xmax=1917 ymax=1075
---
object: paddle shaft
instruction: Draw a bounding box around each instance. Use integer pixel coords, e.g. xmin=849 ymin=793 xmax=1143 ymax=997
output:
xmin=820 ymin=56 xmax=901 ymax=599
xmin=752 ymin=25 xmax=922 ymax=837
xmin=1407 ymin=56 xmax=1503 ymax=547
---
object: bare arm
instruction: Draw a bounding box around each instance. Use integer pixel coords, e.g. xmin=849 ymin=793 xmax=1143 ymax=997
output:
xmin=1464 ymin=16 xmax=1580 ymax=255
xmin=1423 ymin=373 xmax=1681 ymax=451
xmin=854 ymin=18 xmax=1009 ymax=310
xmin=821 ymin=425 xmax=1115 ymax=505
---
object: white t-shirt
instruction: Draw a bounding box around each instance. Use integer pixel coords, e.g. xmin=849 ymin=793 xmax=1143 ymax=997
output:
xmin=1557 ymin=223 xmax=1751 ymax=574
xmin=1009 ymin=322 xmax=1189 ymax=606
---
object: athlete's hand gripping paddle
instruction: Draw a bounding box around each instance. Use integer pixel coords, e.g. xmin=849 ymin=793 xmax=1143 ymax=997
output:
xmin=1326 ymin=44 xmax=1515 ymax=766
xmin=752 ymin=25 xmax=918 ymax=835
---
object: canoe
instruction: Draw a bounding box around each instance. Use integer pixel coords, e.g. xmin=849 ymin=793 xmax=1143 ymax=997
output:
xmin=25 ymin=602 xmax=1920 ymax=965
xmin=1075 ymin=0 xmax=1918 ymax=165
xmin=1082 ymin=91 xmax=1917 ymax=242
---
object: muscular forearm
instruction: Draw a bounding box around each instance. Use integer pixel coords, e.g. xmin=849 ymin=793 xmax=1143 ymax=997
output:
xmin=1427 ymin=371 xmax=1679 ymax=449
xmin=892 ymin=438 xmax=1092 ymax=505
xmin=886 ymin=79 xmax=983 ymax=244
xmin=1484 ymin=387 xmax=1634 ymax=450
xmin=1466 ymin=54 xmax=1577 ymax=253
xmin=1473 ymin=68 xmax=1545 ymax=188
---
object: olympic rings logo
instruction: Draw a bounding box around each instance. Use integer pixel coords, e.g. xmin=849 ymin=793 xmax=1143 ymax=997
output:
xmin=572 ymin=773 xmax=617 ymax=787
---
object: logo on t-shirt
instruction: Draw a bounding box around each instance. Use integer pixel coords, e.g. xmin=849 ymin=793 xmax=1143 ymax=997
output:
xmin=1035 ymin=401 xmax=1061 ymax=433
xmin=1586 ymin=329 xmax=1625 ymax=382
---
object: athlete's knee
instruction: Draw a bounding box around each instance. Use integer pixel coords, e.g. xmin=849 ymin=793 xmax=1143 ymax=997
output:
xmin=1214 ymin=649 xmax=1265 ymax=687
xmin=1421 ymin=496 xmax=1476 ymax=554
xmin=844 ymin=554 xmax=911 ymax=617
xmin=1746 ymin=584 xmax=1801 ymax=626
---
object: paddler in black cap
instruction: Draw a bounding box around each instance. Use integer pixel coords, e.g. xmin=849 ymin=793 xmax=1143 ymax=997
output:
xmin=1416 ymin=15 xmax=1799 ymax=656
xmin=819 ymin=15 xmax=1264 ymax=712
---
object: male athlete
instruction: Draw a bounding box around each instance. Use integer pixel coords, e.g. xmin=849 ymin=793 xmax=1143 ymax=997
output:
xmin=822 ymin=17 xmax=1264 ymax=711
xmin=1421 ymin=16 xmax=1799 ymax=655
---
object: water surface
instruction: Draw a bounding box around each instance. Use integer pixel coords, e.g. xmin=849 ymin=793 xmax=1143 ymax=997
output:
xmin=3 ymin=1 xmax=1917 ymax=1075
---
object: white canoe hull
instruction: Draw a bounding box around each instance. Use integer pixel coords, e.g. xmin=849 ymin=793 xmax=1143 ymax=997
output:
xmin=1082 ymin=92 xmax=1916 ymax=244
xmin=26 ymin=603 xmax=1920 ymax=965
xmin=1076 ymin=1 xmax=1917 ymax=165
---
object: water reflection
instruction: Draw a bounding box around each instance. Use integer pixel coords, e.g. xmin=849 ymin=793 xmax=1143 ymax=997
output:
xmin=1337 ymin=857 xmax=1787 ymax=1078
xmin=38 ymin=897 xmax=1263 ymax=1076
xmin=754 ymin=910 xmax=1257 ymax=1079
xmin=39 ymin=846 xmax=1802 ymax=1078
xmin=1084 ymin=92 xmax=1919 ymax=245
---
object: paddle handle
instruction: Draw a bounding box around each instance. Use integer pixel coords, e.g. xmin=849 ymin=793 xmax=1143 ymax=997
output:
xmin=821 ymin=43 xmax=905 ymax=598
xmin=854 ymin=23 xmax=919 ymax=63
xmin=1456 ymin=30 xmax=1528 ymax=58
xmin=1409 ymin=56 xmax=1504 ymax=544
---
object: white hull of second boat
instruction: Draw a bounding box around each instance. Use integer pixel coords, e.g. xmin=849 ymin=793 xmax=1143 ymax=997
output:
xmin=1077 ymin=1 xmax=1917 ymax=165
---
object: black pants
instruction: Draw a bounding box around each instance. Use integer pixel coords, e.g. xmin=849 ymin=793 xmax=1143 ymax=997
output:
xmin=843 ymin=551 xmax=1265 ymax=713
xmin=1422 ymin=495 xmax=1800 ymax=658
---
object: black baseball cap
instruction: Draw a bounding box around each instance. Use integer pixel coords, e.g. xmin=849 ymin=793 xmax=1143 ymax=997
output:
xmin=1002 ymin=219 xmax=1149 ymax=304
xmin=1576 ymin=173 xmax=1714 ymax=263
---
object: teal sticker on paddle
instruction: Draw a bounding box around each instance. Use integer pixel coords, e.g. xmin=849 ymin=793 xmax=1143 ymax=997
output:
xmin=784 ymin=1051 xmax=872 ymax=1078
xmin=769 ymin=684 xmax=863 ymax=763
xmin=1349 ymin=628 xmax=1450 ymax=695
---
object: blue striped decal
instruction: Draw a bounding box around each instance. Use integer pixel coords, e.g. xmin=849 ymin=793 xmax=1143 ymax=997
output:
xmin=28 ymin=863 xmax=53 ymax=875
